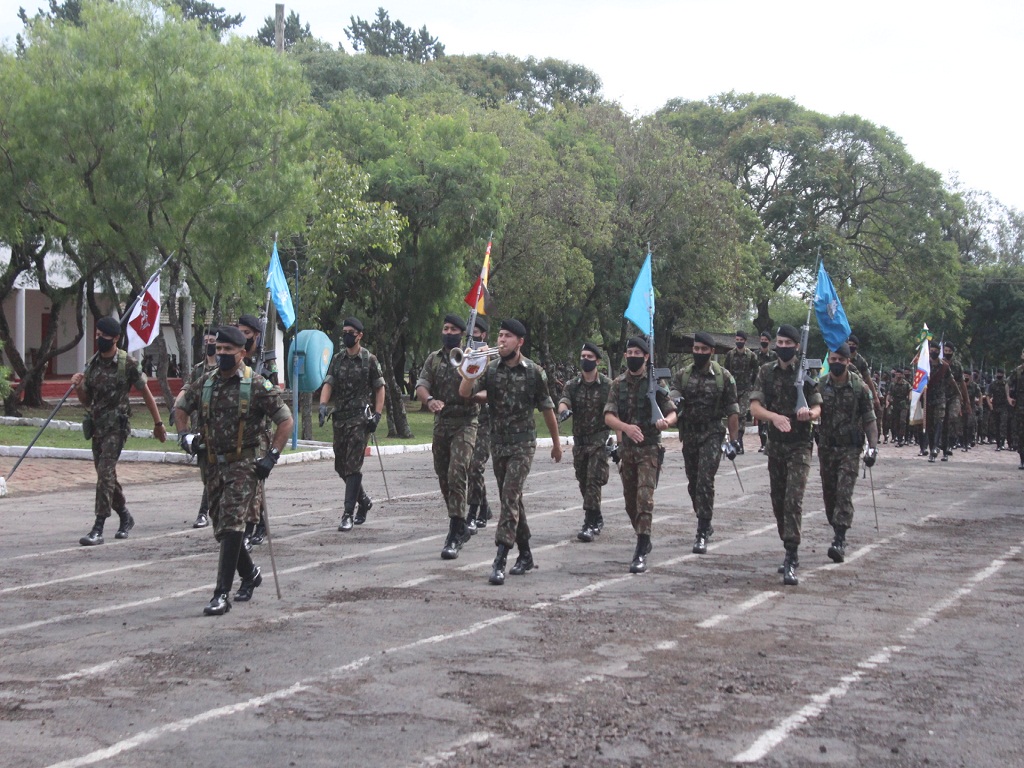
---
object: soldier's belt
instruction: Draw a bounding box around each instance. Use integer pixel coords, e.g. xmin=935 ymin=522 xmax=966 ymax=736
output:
xmin=208 ymin=447 xmax=258 ymax=465
xmin=574 ymin=428 xmax=610 ymax=443
xmin=680 ymin=418 xmax=724 ymax=433
xmin=491 ymin=429 xmax=536 ymax=444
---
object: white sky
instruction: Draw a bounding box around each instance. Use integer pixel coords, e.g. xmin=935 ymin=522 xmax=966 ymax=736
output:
xmin=3 ymin=0 xmax=1022 ymax=209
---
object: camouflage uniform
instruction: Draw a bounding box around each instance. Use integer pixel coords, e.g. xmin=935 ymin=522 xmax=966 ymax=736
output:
xmin=941 ymin=356 xmax=965 ymax=453
xmin=604 ymin=372 xmax=676 ymax=537
xmin=818 ymin=371 xmax=875 ymax=530
xmin=724 ymin=346 xmax=759 ymax=447
xmin=82 ymin=350 xmax=149 ymax=520
xmin=325 ymin=348 xmax=385 ymax=477
xmin=923 ymin=359 xmax=949 ymax=455
xmin=468 ymin=403 xmax=491 ymax=513
xmin=1010 ymin=365 xmax=1024 ymax=457
xmin=750 ymin=357 xmax=822 ymax=547
xmin=670 ymin=362 xmax=739 ymax=523
xmin=559 ymin=373 xmax=612 ymax=512
xmin=988 ymin=376 xmax=1012 ymax=448
xmin=189 ymin=360 xmax=219 ymax=517
xmin=965 ymin=377 xmax=982 ymax=446
xmin=417 ymin=348 xmax=480 ymax=520
xmin=888 ymin=378 xmax=911 ymax=444
xmin=756 ymin=347 xmax=777 ymax=449
xmin=484 ymin=356 xmax=555 ymax=549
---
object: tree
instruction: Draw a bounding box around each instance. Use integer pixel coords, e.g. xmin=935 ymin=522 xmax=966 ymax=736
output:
xmin=254 ymin=9 xmax=312 ymax=50
xmin=167 ymin=0 xmax=243 ymax=39
xmin=344 ymin=7 xmax=444 ymax=63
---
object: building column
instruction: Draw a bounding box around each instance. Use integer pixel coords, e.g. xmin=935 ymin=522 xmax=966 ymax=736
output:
xmin=76 ymin=293 xmax=88 ymax=371
xmin=181 ymin=288 xmax=193 ymax=373
xmin=13 ymin=287 xmax=26 ymax=362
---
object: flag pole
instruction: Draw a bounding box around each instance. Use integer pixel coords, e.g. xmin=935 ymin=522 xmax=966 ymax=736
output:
xmin=465 ymin=233 xmax=492 ymax=352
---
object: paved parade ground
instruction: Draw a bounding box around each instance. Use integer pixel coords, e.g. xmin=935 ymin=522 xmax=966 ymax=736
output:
xmin=1 ymin=442 xmax=1023 ymax=767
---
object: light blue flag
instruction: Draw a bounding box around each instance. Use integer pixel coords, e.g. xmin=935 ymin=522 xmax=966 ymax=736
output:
xmin=813 ymin=261 xmax=851 ymax=353
xmin=266 ymin=242 xmax=296 ymax=329
xmin=624 ymin=253 xmax=654 ymax=336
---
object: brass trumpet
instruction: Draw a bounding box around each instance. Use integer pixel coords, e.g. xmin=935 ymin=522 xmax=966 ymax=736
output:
xmin=449 ymin=345 xmax=500 ymax=379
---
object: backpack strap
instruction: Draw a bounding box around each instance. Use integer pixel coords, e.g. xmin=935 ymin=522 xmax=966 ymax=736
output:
xmin=680 ymin=361 xmax=725 ymax=396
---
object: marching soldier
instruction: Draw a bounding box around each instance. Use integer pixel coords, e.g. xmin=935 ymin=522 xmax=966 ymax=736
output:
xmin=817 ymin=343 xmax=877 ymax=563
xmin=458 ymin=319 xmax=562 ymax=585
xmin=72 ymin=316 xmax=168 ymax=546
xmin=558 ymin=342 xmax=612 ymax=543
xmin=723 ymin=330 xmax=759 ymax=454
xmin=416 ymin=314 xmax=480 ymax=559
xmin=670 ymin=331 xmax=740 ymax=554
xmin=603 ymin=337 xmax=677 ymax=574
xmin=988 ymin=368 xmax=1011 ymax=450
xmin=188 ymin=328 xmax=220 ymax=529
xmin=755 ymin=330 xmax=776 ymax=452
xmin=319 ymin=317 xmax=385 ymax=531
xmin=940 ymin=341 xmax=969 ymax=459
xmin=886 ymin=368 xmax=911 ymax=447
xmin=1010 ymin=351 xmax=1024 ymax=468
xmin=466 ymin=317 xmax=494 ymax=530
xmin=923 ymin=342 xmax=949 ymax=461
xmin=965 ymin=372 xmax=981 ymax=450
xmin=238 ymin=314 xmax=279 ymax=385
xmin=173 ymin=326 xmax=293 ymax=615
xmin=749 ymin=324 xmax=822 ymax=586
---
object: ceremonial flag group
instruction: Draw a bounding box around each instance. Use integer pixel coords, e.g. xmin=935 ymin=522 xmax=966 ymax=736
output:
xmin=464 ymin=238 xmax=494 ymax=316
xmin=126 ymin=275 xmax=161 ymax=353
xmin=909 ymin=325 xmax=931 ymax=424
xmin=624 ymin=252 xmax=654 ymax=335
xmin=267 ymin=241 xmax=296 ymax=330
xmin=813 ymin=261 xmax=851 ymax=352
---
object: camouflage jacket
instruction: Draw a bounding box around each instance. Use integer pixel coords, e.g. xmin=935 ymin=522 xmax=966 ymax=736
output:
xmin=417 ymin=348 xmax=480 ymax=424
xmin=818 ymin=371 xmax=876 ymax=448
xmin=559 ymin=373 xmax=612 ymax=445
xmin=604 ymin=370 xmax=676 ymax=447
xmin=244 ymin=350 xmax=279 ymax=386
xmin=757 ymin=348 xmax=778 ymax=367
xmin=325 ymin=347 xmax=385 ymax=420
xmin=669 ymin=361 xmax=739 ymax=435
xmin=850 ymin=352 xmax=872 ymax=383
xmin=83 ymin=350 xmax=148 ymax=432
xmin=484 ymin=355 xmax=554 ymax=449
xmin=944 ymin=356 xmax=965 ymax=402
xmin=988 ymin=378 xmax=1011 ymax=410
xmin=177 ymin=367 xmax=291 ymax=456
xmin=750 ymin=357 xmax=823 ymax=444
xmin=888 ymin=379 xmax=911 ymax=408
xmin=724 ymin=347 xmax=759 ymax=392
xmin=927 ymin=359 xmax=951 ymax=404
xmin=967 ymin=379 xmax=983 ymax=406
xmin=190 ymin=360 xmax=218 ymax=386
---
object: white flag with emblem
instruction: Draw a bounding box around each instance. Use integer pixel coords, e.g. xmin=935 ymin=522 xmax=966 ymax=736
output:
xmin=126 ymin=277 xmax=161 ymax=353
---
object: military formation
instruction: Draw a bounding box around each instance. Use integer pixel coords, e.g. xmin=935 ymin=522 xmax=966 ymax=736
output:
xmin=69 ymin=308 xmax=1021 ymax=616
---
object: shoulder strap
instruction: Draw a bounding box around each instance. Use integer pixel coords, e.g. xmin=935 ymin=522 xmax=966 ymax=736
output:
xmin=236 ymin=366 xmax=254 ymax=454
xmin=681 ymin=363 xmax=725 ymax=395
xmin=117 ymin=349 xmax=127 ymax=383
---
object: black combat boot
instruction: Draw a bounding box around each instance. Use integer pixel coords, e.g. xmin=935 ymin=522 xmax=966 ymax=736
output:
xmin=782 ymin=544 xmax=799 ymax=586
xmin=489 ymin=544 xmax=510 ymax=585
xmin=509 ymin=542 xmax=534 ymax=575
xmin=339 ymin=475 xmax=360 ymax=531
xmin=692 ymin=518 xmax=713 ymax=555
xmin=79 ymin=516 xmax=105 ymax=546
xmin=114 ymin=508 xmax=134 ymax=539
xmin=205 ymin=532 xmax=243 ymax=615
xmin=249 ymin=514 xmax=267 ymax=545
xmin=466 ymin=504 xmax=479 ymax=535
xmin=354 ymin=474 xmax=373 ymax=524
xmin=593 ymin=506 xmax=604 ymax=535
xmin=577 ymin=509 xmax=596 ymax=542
xmin=778 ymin=547 xmax=800 ymax=574
xmin=630 ymin=534 xmax=652 ymax=574
xmin=827 ymin=526 xmax=847 ymax=563
xmin=441 ymin=517 xmax=465 ymax=560
xmin=476 ymin=500 xmax=492 ymax=528
xmin=194 ymin=489 xmax=210 ymax=528
xmin=233 ymin=540 xmax=261 ymax=601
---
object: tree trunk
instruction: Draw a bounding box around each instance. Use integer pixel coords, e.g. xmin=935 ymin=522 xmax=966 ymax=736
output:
xmin=300 ymin=391 xmax=313 ymax=440
xmin=377 ymin=337 xmax=413 ymax=438
xmin=754 ymin=299 xmax=773 ymax=335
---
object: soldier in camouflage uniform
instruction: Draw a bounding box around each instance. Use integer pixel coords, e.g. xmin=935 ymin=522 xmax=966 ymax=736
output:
xmin=187 ymin=328 xmax=220 ymax=529
xmin=174 ymin=326 xmax=293 ymax=615
xmin=558 ymin=342 xmax=612 ymax=543
xmin=466 ymin=317 xmax=494 ymax=530
xmin=72 ymin=316 xmax=168 ymax=546
xmin=723 ymin=330 xmax=759 ymax=455
xmin=924 ymin=343 xmax=950 ymax=461
xmin=965 ymin=372 xmax=981 ymax=450
xmin=940 ymin=341 xmax=969 ymax=459
xmin=749 ymin=324 xmax=822 ymax=586
xmin=1009 ymin=351 xmax=1024 ymax=468
xmin=237 ymin=314 xmax=278 ymax=547
xmin=604 ymin=337 xmax=677 ymax=574
xmin=319 ymin=317 xmax=385 ymax=531
xmin=847 ymin=334 xmax=883 ymax=417
xmin=817 ymin=343 xmax=878 ymax=563
xmin=988 ymin=368 xmax=1012 ymax=450
xmin=886 ymin=369 xmax=911 ymax=447
xmin=670 ymin=331 xmax=740 ymax=555
xmin=755 ymin=331 xmax=777 ymax=452
xmin=459 ymin=318 xmax=562 ymax=586
xmin=416 ymin=314 xmax=481 ymax=560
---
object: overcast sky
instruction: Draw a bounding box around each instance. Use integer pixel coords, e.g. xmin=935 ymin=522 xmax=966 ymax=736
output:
xmin=3 ymin=0 xmax=1021 ymax=209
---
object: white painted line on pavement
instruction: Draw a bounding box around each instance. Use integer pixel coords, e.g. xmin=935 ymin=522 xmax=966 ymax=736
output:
xmin=54 ymin=659 xmax=127 ymax=681
xmin=420 ymin=731 xmax=496 ymax=767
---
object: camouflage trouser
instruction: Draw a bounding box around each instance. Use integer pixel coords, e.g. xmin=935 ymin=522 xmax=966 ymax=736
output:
xmin=942 ymin=398 xmax=962 ymax=450
xmin=979 ymin=407 xmax=990 ymax=442
xmin=491 ymin=443 xmax=536 ymax=548
xmin=432 ymin=421 xmax=478 ymax=519
xmin=1015 ymin=410 xmax=1024 ymax=456
xmin=468 ymin=419 xmax=491 ymax=506
xmin=965 ymin=407 xmax=978 ymax=445
xmin=91 ymin=428 xmax=129 ymax=519
xmin=736 ymin=390 xmax=751 ymax=444
xmin=333 ymin=417 xmax=369 ymax=478
xmin=818 ymin=446 xmax=860 ymax=529
xmin=925 ymin=398 xmax=946 ymax=452
xmin=892 ymin=406 xmax=909 ymax=442
xmin=619 ymin=444 xmax=660 ymax=536
xmin=766 ymin=440 xmax=813 ymax=546
xmin=991 ymin=408 xmax=1010 ymax=446
xmin=573 ymin=440 xmax=609 ymax=511
xmin=206 ymin=458 xmax=260 ymax=539
xmin=681 ymin=429 xmax=725 ymax=522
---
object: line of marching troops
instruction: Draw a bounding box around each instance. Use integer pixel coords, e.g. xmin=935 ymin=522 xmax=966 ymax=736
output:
xmin=71 ymin=312 xmax=1020 ymax=616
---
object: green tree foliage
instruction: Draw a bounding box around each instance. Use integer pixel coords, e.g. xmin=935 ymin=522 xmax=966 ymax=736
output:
xmin=344 ymin=7 xmax=444 ymax=63
xmin=254 ymin=9 xmax=312 ymax=50
xmin=167 ymin=0 xmax=243 ymax=38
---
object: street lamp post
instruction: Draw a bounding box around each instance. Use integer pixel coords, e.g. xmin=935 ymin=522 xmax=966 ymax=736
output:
xmin=287 ymin=259 xmax=300 ymax=449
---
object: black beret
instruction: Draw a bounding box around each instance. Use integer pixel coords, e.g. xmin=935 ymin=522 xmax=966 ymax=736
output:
xmin=204 ymin=326 xmax=219 ymax=338
xmin=217 ymin=325 xmax=246 ymax=348
xmin=735 ymin=330 xmax=748 ymax=340
xmin=343 ymin=317 xmax=364 ymax=332
xmin=237 ymin=314 xmax=263 ymax=333
xmin=500 ymin=318 xmax=527 ymax=338
xmin=777 ymin=324 xmax=800 ymax=343
xmin=96 ymin=316 xmax=121 ymax=337
xmin=942 ymin=340 xmax=954 ymax=349
xmin=443 ymin=313 xmax=467 ymax=332
xmin=760 ymin=330 xmax=772 ymax=340
xmin=581 ymin=342 xmax=602 ymax=360
xmin=832 ymin=342 xmax=851 ymax=359
xmin=474 ymin=316 xmax=489 ymax=333
xmin=847 ymin=333 xmax=859 ymax=344
xmin=626 ymin=336 xmax=649 ymax=354
xmin=997 ymin=368 xmax=1005 ymax=374
xmin=694 ymin=331 xmax=716 ymax=348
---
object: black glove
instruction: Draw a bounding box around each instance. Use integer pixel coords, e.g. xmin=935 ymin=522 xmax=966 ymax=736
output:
xmin=606 ymin=442 xmax=620 ymax=464
xmin=722 ymin=440 xmax=737 ymax=461
xmin=318 ymin=403 xmax=328 ymax=427
xmin=178 ymin=432 xmax=202 ymax=456
xmin=557 ymin=408 xmax=573 ymax=424
xmin=254 ymin=448 xmax=280 ymax=480
xmin=863 ymin=447 xmax=878 ymax=468
xmin=366 ymin=411 xmax=381 ymax=434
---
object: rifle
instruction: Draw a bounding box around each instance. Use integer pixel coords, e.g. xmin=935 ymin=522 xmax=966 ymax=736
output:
xmin=794 ymin=249 xmax=821 ymax=413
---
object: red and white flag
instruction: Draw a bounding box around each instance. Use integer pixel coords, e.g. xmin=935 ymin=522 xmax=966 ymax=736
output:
xmin=126 ymin=277 xmax=161 ymax=353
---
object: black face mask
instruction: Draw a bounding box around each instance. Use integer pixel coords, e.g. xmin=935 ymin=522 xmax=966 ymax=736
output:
xmin=97 ymin=337 xmax=115 ymax=353
xmin=997 ymin=375 xmax=1004 ymax=381
xmin=626 ymin=356 xmax=645 ymax=373
xmin=849 ymin=347 xmax=858 ymax=357
xmin=693 ymin=352 xmax=712 ymax=368
xmin=776 ymin=346 xmax=797 ymax=363
xmin=735 ymin=342 xmax=745 ymax=349
xmin=244 ymin=337 xmax=255 ymax=353
xmin=343 ymin=332 xmax=358 ymax=349
xmin=930 ymin=350 xmax=939 ymax=359
xmin=217 ymin=353 xmax=237 ymax=372
xmin=442 ymin=333 xmax=462 ymax=349
xmin=830 ymin=362 xmax=848 ymax=377
xmin=205 ymin=343 xmax=217 ymax=358
xmin=580 ymin=358 xmax=598 ymax=373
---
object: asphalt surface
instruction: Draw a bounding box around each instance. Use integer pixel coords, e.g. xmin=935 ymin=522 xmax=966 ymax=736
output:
xmin=1 ymin=439 xmax=1023 ymax=767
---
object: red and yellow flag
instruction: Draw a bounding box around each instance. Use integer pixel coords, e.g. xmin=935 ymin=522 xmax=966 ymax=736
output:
xmin=464 ymin=239 xmax=495 ymax=315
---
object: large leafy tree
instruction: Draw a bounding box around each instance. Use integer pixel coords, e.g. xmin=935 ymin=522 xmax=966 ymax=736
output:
xmin=254 ymin=9 xmax=312 ymax=50
xmin=344 ymin=7 xmax=444 ymax=63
